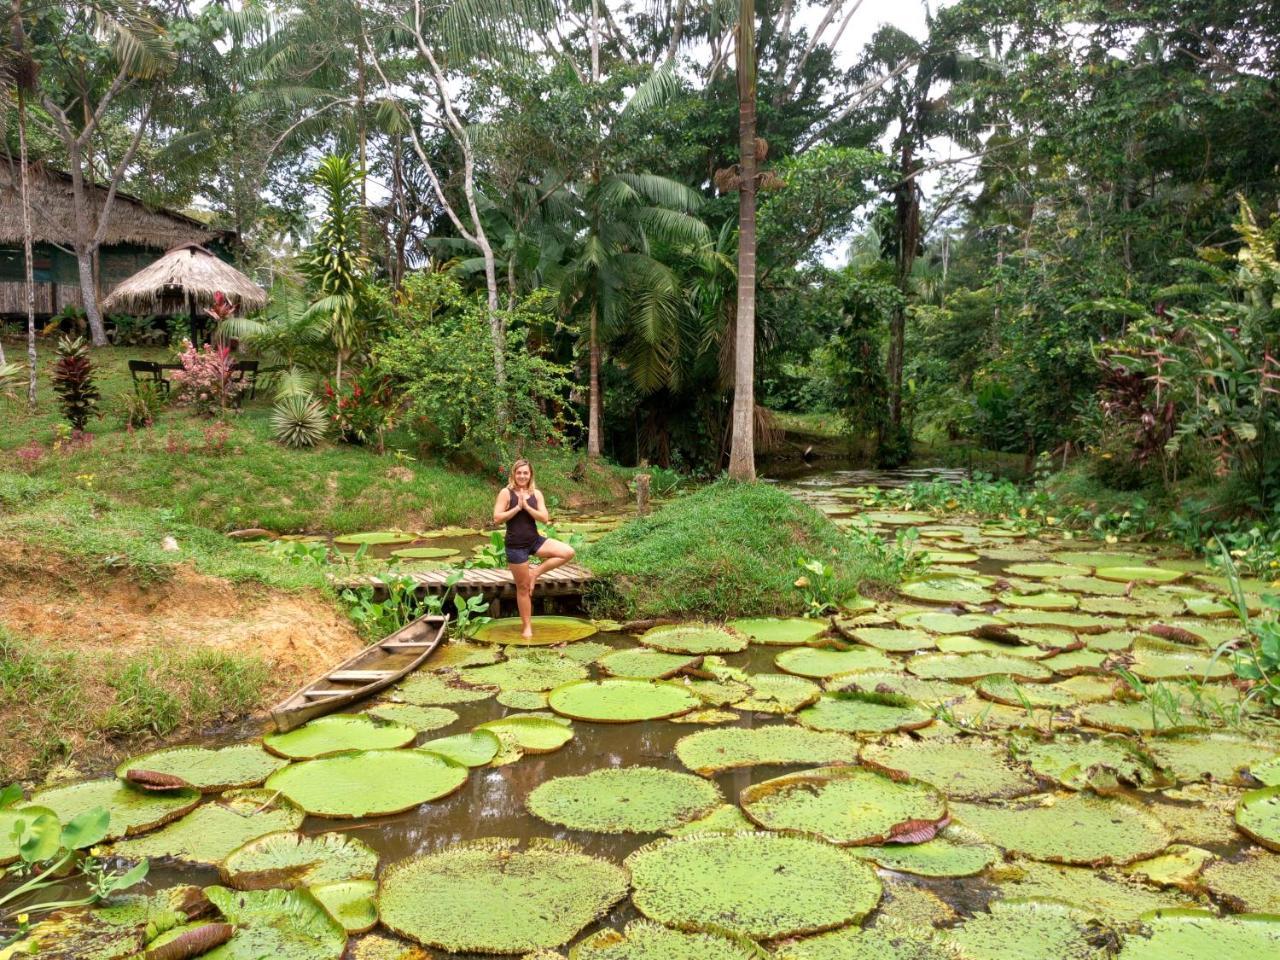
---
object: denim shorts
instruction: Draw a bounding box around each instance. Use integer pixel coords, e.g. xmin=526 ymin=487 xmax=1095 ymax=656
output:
xmin=505 ymin=535 xmax=547 ymax=565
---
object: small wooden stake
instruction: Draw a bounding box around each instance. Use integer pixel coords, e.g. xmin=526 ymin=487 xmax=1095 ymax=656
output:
xmin=636 ymin=473 xmax=651 ymax=516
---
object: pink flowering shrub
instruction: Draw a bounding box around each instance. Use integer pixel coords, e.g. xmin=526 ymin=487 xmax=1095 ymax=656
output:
xmin=170 ymin=339 xmax=244 ymax=415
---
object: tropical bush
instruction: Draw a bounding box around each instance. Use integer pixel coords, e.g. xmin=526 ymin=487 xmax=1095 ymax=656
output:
xmin=271 ymin=394 xmax=329 ymax=448
xmin=170 ymin=339 xmax=244 ymax=415
xmin=113 ymin=382 xmax=165 ymax=429
xmin=322 ymin=368 xmax=396 ymax=448
xmin=51 ymin=336 xmax=99 ymax=430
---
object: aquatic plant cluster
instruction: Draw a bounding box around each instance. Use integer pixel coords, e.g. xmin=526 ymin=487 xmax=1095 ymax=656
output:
xmin=4 ymin=484 xmax=1280 ymax=957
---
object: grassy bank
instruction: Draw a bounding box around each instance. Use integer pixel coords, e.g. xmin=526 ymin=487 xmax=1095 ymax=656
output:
xmin=582 ymin=479 xmax=896 ymax=619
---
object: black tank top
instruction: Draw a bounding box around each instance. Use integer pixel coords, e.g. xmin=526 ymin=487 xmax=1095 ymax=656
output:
xmin=505 ymin=489 xmax=539 ymax=547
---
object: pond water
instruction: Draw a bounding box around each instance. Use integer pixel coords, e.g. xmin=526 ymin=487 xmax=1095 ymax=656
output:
xmin=7 ymin=466 xmax=1280 ymax=957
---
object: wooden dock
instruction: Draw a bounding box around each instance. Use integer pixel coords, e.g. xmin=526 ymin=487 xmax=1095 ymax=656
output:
xmin=335 ymin=564 xmax=596 ymax=617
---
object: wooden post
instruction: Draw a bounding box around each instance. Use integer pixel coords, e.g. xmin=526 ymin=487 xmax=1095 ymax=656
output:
xmin=636 ymin=473 xmax=651 ymax=516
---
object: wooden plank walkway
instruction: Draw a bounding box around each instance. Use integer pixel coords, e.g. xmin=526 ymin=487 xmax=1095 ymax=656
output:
xmin=336 ymin=564 xmax=596 ymax=607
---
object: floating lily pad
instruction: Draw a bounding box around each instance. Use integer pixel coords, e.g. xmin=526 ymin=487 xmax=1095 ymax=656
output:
xmin=1144 ymin=733 xmax=1278 ymax=784
xmin=797 ymin=691 xmax=934 ymax=734
xmin=568 ymin=919 xmax=761 ymax=960
xmin=954 ymin=793 xmax=1171 ymax=865
xmin=997 ymin=610 xmax=1121 ymax=633
xmin=1154 ymin=782 xmax=1244 ymax=845
xmin=1129 ymin=636 xmax=1235 ymax=681
xmin=830 ymin=671 xmax=969 ymax=702
xmin=107 ymin=789 xmax=304 ymax=865
xmin=1094 ymin=566 xmax=1186 ymax=584
xmin=418 ymin=730 xmax=501 ymax=767
xmin=1078 ymin=700 xmax=1205 ymax=735
xmin=850 ymin=825 xmax=997 ymax=877
xmin=675 ymin=725 xmax=859 ymax=775
xmin=334 ymin=531 xmax=416 ymax=546
xmin=977 ymin=675 xmax=1082 ymax=708
xmin=394 ymin=672 xmax=496 ymax=705
xmin=377 ymin=837 xmax=628 ymax=954
xmin=1235 ymin=784 xmax=1280 ymax=851
xmin=389 ymin=546 xmax=459 ymax=559
xmin=846 ymin=627 xmax=937 ymax=652
xmin=907 ymin=652 xmax=1053 ymax=682
xmin=861 ymin=735 xmax=1037 ymax=801
xmin=1054 ymin=575 xmax=1135 ymax=597
xmin=461 ymin=651 xmax=589 ymax=691
xmin=1057 ymin=551 xmax=1154 ymax=568
xmin=934 ymin=635 xmax=1055 ymax=658
xmin=312 ymin=880 xmax=378 ymax=934
xmin=1012 ymin=733 xmax=1161 ymax=791
xmin=639 ymin=623 xmax=748 ymax=654
xmin=733 ymin=673 xmax=823 ymax=714
xmin=1007 ymin=562 xmax=1091 ymax=579
xmin=472 ymin=616 xmax=598 ymax=646
xmin=897 ymin=611 xmax=1005 ymax=634
xmin=496 ymin=689 xmax=549 ymax=709
xmin=1123 ymin=844 xmax=1215 ymax=888
xmin=27 ymin=778 xmax=200 ymax=841
xmin=940 ymin=899 xmax=1102 ymax=960
xmin=1252 ymin=755 xmax=1280 ymax=786
xmin=627 ymin=832 xmax=882 ymax=939
xmin=527 ymin=767 xmax=723 ymax=834
xmin=923 ymin=549 xmax=981 ymax=564
xmin=115 ymin=744 xmax=287 ymax=793
xmin=364 ymin=703 xmax=458 ymax=732
xmin=222 ymin=830 xmax=378 ymax=890
xmin=741 ymin=765 xmax=948 ymax=846
xmin=864 ymin=510 xmax=934 ymax=525
xmin=598 ymin=648 xmax=702 ymax=679
xmin=263 ymin=714 xmax=417 ymax=759
xmin=900 ymin=577 xmax=996 ymax=605
xmin=1084 ymin=630 xmax=1137 ymax=651
xmin=1000 ymin=860 xmax=1192 ymax=923
xmin=1003 ymin=591 xmax=1080 ymax=611
xmin=478 ymin=715 xmax=575 ymax=753
xmin=1116 ymin=910 xmax=1280 ymax=959
xmin=727 ymin=617 xmax=829 ymax=646
xmin=665 ymin=803 xmax=757 ymax=836
xmin=775 ymin=922 xmax=951 ymax=960
xmin=1200 ymin=848 xmax=1280 ymax=913
xmin=776 ymin=645 xmax=895 ymax=677
xmin=265 ymin=749 xmax=467 ymax=818
xmin=550 ymin=640 xmax=614 ymax=664
xmin=428 ymin=641 xmax=503 ymax=670
xmin=196 ymin=885 xmax=348 ymax=959
xmin=548 ymin=678 xmax=699 ymax=722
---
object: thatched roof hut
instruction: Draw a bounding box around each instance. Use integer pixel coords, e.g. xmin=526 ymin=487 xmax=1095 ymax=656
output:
xmin=0 ymin=164 xmax=217 ymax=249
xmin=102 ymin=244 xmax=267 ymax=316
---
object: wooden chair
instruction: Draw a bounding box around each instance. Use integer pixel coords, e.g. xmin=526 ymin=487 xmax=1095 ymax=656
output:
xmin=231 ymin=360 xmax=259 ymax=400
xmin=127 ymin=360 xmax=169 ymax=395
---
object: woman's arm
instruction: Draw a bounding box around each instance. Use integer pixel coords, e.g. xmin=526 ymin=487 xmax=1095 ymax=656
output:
xmin=526 ymin=488 xmax=551 ymax=523
xmin=493 ymin=488 xmax=521 ymax=525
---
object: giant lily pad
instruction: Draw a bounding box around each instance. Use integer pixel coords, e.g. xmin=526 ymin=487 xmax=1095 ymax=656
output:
xmin=1078 ymin=701 xmax=1205 ymax=735
xmin=472 ymin=616 xmax=598 ymax=646
xmin=776 ymin=645 xmax=895 ymax=677
xmin=665 ymin=803 xmax=757 ymax=836
xmin=627 ymin=832 xmax=882 ymax=939
xmin=997 ymin=610 xmax=1121 ymax=633
xmin=940 ymin=899 xmax=1103 ymax=960
xmin=733 ymin=673 xmax=823 ymax=714
xmin=27 ymin=778 xmax=200 ymax=841
xmin=107 ymin=789 xmax=304 ymax=865
xmin=1122 ymin=844 xmax=1215 ymax=888
xmin=1007 ymin=563 xmax=1091 ymax=579
xmin=954 ymin=793 xmax=1171 ymax=865
xmin=675 ymin=725 xmax=859 ymax=775
xmin=418 ymin=730 xmax=501 ymax=767
xmin=640 ymin=623 xmax=748 ymax=654
xmin=263 ymin=714 xmax=417 ymax=759
xmin=334 ymin=531 xmax=415 ymax=546
xmin=861 ymin=735 xmax=1037 ymax=801
xmin=548 ymin=678 xmax=699 ymax=722
xmin=1144 ymin=733 xmax=1277 ymax=784
xmin=1116 ymin=910 xmax=1280 ymax=960
xmin=568 ymin=920 xmax=762 ymax=960
xmin=312 ymin=880 xmax=378 ymax=934
xmin=976 ymin=675 xmax=1085 ymax=708
xmin=478 ymin=715 xmax=575 ymax=754
xmin=377 ymin=837 xmax=629 ymax=954
xmin=1054 ymin=575 xmax=1135 ymax=597
xmin=527 ymin=766 xmax=723 ymax=834
xmin=1128 ymin=636 xmax=1235 ymax=681
xmin=193 ymin=885 xmax=347 ymax=959
xmin=364 ymin=703 xmax=458 ymax=732
xmin=264 ymin=749 xmax=467 ymax=818
xmin=907 ymin=652 xmax=1053 ymax=682
xmin=389 ymin=546 xmax=459 ymax=560
xmin=598 ymin=648 xmax=702 ymax=679
xmin=999 ymin=861 xmax=1193 ymax=923
xmin=740 ymin=765 xmax=948 ymax=846
xmin=1094 ymin=565 xmax=1186 ymax=584
xmin=845 ymin=627 xmax=936 ymax=652
xmin=830 ymin=671 xmax=969 ymax=702
xmin=864 ymin=510 xmax=934 ymax=526
xmin=115 ymin=744 xmax=287 ymax=793
xmin=896 ymin=611 xmax=1005 ymax=634
xmin=849 ymin=825 xmax=997 ymax=877
xmin=796 ymin=691 xmax=934 ymax=734
xmin=427 ymin=640 xmax=503 ymax=670
xmin=727 ymin=617 xmax=829 ymax=646
xmin=774 ymin=924 xmax=951 ymax=960
xmin=395 ymin=672 xmax=496 ymax=705
xmin=221 ymin=830 xmax=378 ymax=889
xmin=461 ymin=651 xmax=589 ymax=691
xmin=1012 ymin=733 xmax=1161 ymax=791
xmin=900 ymin=577 xmax=996 ymax=605
xmin=1002 ymin=591 xmax=1080 ymax=611
xmin=1200 ymin=848 xmax=1280 ymax=913
xmin=1235 ymin=785 xmax=1280 ymax=851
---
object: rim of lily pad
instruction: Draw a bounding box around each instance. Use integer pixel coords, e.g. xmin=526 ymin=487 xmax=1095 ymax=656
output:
xmin=1235 ymin=785 xmax=1280 ymax=851
xmin=199 ymin=885 xmax=348 ymax=960
xmin=1128 ymin=636 xmax=1236 ymax=682
xmin=675 ymin=724 xmax=860 ymax=775
xmin=844 ymin=627 xmax=937 ymax=652
xmin=377 ymin=837 xmax=629 ymax=954
xmin=312 ymin=879 xmax=378 ymax=934
xmin=939 ymin=898 xmax=1104 ymax=960
xmin=1002 ymin=591 xmax=1080 ymax=612
xmin=1115 ymin=909 xmax=1280 ymax=959
xmin=640 ymin=623 xmax=749 ymax=655
xmin=895 ymin=610 xmax=1005 ymax=634
xmin=263 ymin=713 xmax=418 ymax=760
xmin=907 ymin=652 xmax=1053 ymax=682
xmin=860 ymin=734 xmax=1038 ymax=801
xmin=996 ymin=609 xmax=1123 ymax=634
xmin=953 ymin=793 xmax=1172 ymax=866
xmin=114 ymin=744 xmax=287 ymax=793
xmin=418 ymin=729 xmax=502 ymax=767
xmin=264 ymin=749 xmax=468 ymax=818
xmin=1006 ymin=562 xmax=1092 ymax=579
xmin=221 ymin=830 xmax=379 ymax=890
xmin=526 ymin=766 xmax=724 ymax=834
xmin=548 ymin=678 xmax=699 ymax=723
xmin=775 ymin=645 xmax=896 ymax=677
xmin=849 ymin=825 xmax=998 ymax=878
xmin=900 ymin=577 xmax=996 ymax=606
xmin=726 ymin=617 xmax=829 ymax=646
xmin=597 ymin=648 xmax=703 ymax=679
xmin=567 ymin=919 xmax=765 ymax=960
xmin=26 ymin=778 xmax=200 ymax=841
xmin=627 ymin=831 xmax=882 ymax=940
xmin=1122 ymin=844 xmax=1216 ymax=889
xmin=740 ymin=765 xmax=948 ymax=846
xmin=1094 ymin=565 xmax=1186 ymax=585
xmin=796 ymin=691 xmax=934 ymax=734
xmin=472 ymin=616 xmax=599 ymax=646
xmin=334 ymin=531 xmax=416 ymax=546
xmin=478 ymin=715 xmax=576 ymax=753
xmin=105 ymin=789 xmax=305 ymax=865
xmin=365 ymin=703 xmax=459 ymax=732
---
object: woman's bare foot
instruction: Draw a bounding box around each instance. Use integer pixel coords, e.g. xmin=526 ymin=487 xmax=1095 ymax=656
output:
xmin=521 ymin=628 xmax=534 ymax=640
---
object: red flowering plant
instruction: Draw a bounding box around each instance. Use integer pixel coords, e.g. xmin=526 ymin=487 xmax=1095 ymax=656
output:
xmin=170 ymin=338 xmax=244 ymax=416
xmin=322 ymin=368 xmax=396 ymax=449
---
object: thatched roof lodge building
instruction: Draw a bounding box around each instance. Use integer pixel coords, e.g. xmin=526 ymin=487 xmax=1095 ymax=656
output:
xmin=0 ymin=164 xmax=227 ymax=319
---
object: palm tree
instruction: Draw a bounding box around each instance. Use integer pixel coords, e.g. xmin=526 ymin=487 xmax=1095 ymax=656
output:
xmin=5 ymin=0 xmax=37 ymax=407
xmin=560 ymin=172 xmax=710 ymax=458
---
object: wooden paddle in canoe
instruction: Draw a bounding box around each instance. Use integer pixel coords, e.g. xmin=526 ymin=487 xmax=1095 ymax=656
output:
xmin=269 ymin=614 xmax=448 ymax=732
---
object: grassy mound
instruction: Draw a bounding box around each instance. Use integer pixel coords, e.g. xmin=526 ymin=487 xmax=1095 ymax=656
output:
xmin=583 ymin=479 xmax=887 ymax=619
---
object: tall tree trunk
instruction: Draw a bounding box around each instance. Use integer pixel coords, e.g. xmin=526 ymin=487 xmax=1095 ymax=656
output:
xmin=587 ymin=301 xmax=602 ymax=458
xmin=18 ymin=87 xmax=37 ymax=407
xmin=887 ymin=141 xmax=920 ymax=438
xmin=66 ymin=144 xmax=107 ymax=346
xmin=727 ymin=0 xmax=757 ymax=481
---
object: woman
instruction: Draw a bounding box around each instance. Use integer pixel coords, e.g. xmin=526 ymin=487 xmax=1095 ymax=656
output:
xmin=493 ymin=459 xmax=576 ymax=639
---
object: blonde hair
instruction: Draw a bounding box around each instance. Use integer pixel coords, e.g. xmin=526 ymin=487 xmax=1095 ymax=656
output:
xmin=508 ymin=458 xmax=535 ymax=491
